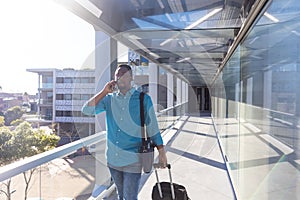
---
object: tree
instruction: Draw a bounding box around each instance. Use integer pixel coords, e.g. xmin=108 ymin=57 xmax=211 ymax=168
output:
xmin=0 ymin=126 xmax=15 ymax=165
xmin=0 ymin=122 xmax=60 ymax=200
xmin=4 ymin=106 xmax=24 ymax=126
xmin=0 ymin=127 xmax=15 ymax=200
xmin=0 ymin=116 xmax=4 ymax=127
xmin=10 ymin=119 xmax=24 ymax=126
xmin=34 ymin=129 xmax=60 ymax=152
xmin=13 ymin=122 xmax=36 ymax=159
xmin=13 ymin=122 xmax=60 ymax=200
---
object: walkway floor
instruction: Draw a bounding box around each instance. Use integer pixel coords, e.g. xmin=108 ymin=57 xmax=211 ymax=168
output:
xmin=13 ymin=113 xmax=235 ymax=200
xmin=107 ymin=113 xmax=235 ymax=199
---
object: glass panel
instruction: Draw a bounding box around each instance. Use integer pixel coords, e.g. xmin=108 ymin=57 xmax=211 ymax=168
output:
xmin=213 ymin=0 xmax=300 ymax=199
xmin=215 ymin=48 xmax=241 ymax=187
xmin=1 ymin=143 xmax=98 ymax=200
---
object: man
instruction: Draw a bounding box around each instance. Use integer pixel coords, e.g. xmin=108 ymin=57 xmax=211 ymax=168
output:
xmin=82 ymin=64 xmax=167 ymax=199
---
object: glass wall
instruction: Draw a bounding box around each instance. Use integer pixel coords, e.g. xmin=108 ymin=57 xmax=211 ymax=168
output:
xmin=0 ymin=137 xmax=101 ymax=200
xmin=211 ymin=0 xmax=300 ymax=199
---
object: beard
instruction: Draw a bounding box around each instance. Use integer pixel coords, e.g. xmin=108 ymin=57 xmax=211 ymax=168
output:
xmin=117 ymin=81 xmax=131 ymax=90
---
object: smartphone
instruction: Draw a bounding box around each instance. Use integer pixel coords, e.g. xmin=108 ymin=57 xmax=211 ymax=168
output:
xmin=110 ymin=83 xmax=118 ymax=92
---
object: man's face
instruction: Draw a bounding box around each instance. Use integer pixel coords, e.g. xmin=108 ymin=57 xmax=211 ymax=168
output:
xmin=114 ymin=67 xmax=132 ymax=89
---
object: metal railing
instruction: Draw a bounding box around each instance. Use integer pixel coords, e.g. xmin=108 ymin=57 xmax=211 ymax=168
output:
xmin=0 ymin=103 xmax=187 ymax=199
xmin=0 ymin=132 xmax=105 ymax=183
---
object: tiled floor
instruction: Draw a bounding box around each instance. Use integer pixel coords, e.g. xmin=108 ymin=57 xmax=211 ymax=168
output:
xmin=106 ymin=113 xmax=235 ymax=200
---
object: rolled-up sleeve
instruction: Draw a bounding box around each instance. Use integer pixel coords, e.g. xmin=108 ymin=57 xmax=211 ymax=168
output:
xmin=81 ymin=95 xmax=108 ymax=116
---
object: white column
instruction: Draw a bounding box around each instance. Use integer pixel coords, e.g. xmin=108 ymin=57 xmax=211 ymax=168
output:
xmin=185 ymin=82 xmax=188 ymax=103
xmin=89 ymin=123 xmax=92 ymax=136
xmin=263 ymin=70 xmax=272 ymax=109
xmin=37 ymin=74 xmax=41 ymax=118
xmin=167 ymin=72 xmax=174 ymax=108
xmin=235 ymin=83 xmax=240 ymax=102
xmin=235 ymin=82 xmax=240 ymax=119
xmin=246 ymin=77 xmax=253 ymax=104
xmin=93 ymin=31 xmax=117 ymax=194
xmin=181 ymin=81 xmax=186 ymax=103
xmin=177 ymin=78 xmax=182 ymax=105
xmin=94 ymin=32 xmax=117 ymax=131
xmin=240 ymin=80 xmax=243 ymax=103
xmin=149 ymin=62 xmax=158 ymax=111
xmin=52 ymin=69 xmax=56 ymax=123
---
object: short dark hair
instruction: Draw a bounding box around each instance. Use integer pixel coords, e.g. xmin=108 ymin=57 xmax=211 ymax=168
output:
xmin=118 ymin=64 xmax=132 ymax=75
xmin=118 ymin=64 xmax=132 ymax=71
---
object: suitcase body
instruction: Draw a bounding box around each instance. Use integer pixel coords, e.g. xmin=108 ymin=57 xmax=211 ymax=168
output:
xmin=152 ymin=182 xmax=189 ymax=200
xmin=151 ymin=164 xmax=190 ymax=200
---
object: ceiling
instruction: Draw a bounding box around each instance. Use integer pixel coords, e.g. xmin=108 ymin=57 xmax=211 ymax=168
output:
xmin=56 ymin=0 xmax=258 ymax=87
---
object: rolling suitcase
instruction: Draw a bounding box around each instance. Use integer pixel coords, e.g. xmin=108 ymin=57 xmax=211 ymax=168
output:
xmin=152 ymin=164 xmax=190 ymax=200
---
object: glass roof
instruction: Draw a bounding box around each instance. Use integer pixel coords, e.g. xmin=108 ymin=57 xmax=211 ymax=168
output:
xmin=62 ymin=0 xmax=259 ymax=86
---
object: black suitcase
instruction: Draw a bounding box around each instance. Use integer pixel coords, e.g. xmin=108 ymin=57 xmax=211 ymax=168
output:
xmin=152 ymin=164 xmax=190 ymax=200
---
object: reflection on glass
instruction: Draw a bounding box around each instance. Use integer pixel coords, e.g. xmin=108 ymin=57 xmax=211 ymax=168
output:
xmin=211 ymin=0 xmax=300 ymax=198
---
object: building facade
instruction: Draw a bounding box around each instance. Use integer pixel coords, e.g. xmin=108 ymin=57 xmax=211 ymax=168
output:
xmin=27 ymin=68 xmax=95 ymax=140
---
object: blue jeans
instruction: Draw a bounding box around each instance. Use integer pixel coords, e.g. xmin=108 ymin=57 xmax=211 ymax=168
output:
xmin=108 ymin=163 xmax=142 ymax=200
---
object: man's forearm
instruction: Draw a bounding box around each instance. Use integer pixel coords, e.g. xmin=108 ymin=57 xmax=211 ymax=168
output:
xmin=87 ymin=90 xmax=108 ymax=106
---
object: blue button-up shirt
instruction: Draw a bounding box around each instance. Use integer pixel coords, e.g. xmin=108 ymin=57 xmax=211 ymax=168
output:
xmin=82 ymin=87 xmax=163 ymax=167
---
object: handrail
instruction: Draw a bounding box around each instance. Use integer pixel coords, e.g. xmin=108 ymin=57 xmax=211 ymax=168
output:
xmin=156 ymin=101 xmax=188 ymax=117
xmin=0 ymin=102 xmax=185 ymax=182
xmin=0 ymin=131 xmax=106 ymax=182
xmin=211 ymin=0 xmax=270 ymax=86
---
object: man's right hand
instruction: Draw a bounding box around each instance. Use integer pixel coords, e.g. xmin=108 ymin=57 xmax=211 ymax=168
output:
xmin=87 ymin=80 xmax=116 ymax=106
xmin=103 ymin=80 xmax=117 ymax=94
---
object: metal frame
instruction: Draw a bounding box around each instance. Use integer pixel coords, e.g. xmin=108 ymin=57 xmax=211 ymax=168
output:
xmin=0 ymin=132 xmax=106 ymax=182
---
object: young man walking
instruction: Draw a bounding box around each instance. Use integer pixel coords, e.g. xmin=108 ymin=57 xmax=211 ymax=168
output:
xmin=82 ymin=64 xmax=167 ymax=199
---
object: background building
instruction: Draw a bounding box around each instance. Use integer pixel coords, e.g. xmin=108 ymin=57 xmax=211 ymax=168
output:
xmin=27 ymin=68 xmax=95 ymax=142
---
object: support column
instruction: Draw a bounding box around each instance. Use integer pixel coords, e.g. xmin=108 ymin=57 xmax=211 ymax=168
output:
xmin=37 ymin=73 xmax=41 ymax=119
xmin=263 ymin=71 xmax=272 ymax=109
xmin=167 ymin=72 xmax=174 ymax=108
xmin=246 ymin=77 xmax=253 ymax=104
xmin=95 ymin=31 xmax=117 ymax=131
xmin=181 ymin=81 xmax=188 ymax=112
xmin=185 ymin=82 xmax=188 ymax=103
xmin=52 ymin=69 xmax=56 ymax=124
xmin=177 ymin=78 xmax=182 ymax=105
xmin=92 ymin=31 xmax=117 ymax=196
xmin=149 ymin=62 xmax=158 ymax=111
xmin=182 ymin=81 xmax=186 ymax=103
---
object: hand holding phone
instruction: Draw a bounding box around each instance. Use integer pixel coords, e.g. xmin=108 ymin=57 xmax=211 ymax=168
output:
xmin=110 ymin=83 xmax=117 ymax=92
xmin=107 ymin=80 xmax=117 ymax=93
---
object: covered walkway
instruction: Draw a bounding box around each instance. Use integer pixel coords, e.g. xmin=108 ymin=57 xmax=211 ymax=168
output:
xmin=106 ymin=113 xmax=235 ymax=200
xmin=1 ymin=0 xmax=300 ymax=199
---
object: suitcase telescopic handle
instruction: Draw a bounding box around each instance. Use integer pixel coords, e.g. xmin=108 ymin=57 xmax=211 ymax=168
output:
xmin=153 ymin=163 xmax=171 ymax=169
xmin=153 ymin=163 xmax=175 ymax=200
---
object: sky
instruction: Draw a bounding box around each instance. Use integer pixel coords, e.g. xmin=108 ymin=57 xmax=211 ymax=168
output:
xmin=0 ymin=0 xmax=95 ymax=94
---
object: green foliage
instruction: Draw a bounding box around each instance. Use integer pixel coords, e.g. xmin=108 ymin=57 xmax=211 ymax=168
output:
xmin=0 ymin=126 xmax=12 ymax=144
xmin=0 ymin=122 xmax=60 ymax=199
xmin=10 ymin=118 xmax=24 ymax=126
xmin=33 ymin=129 xmax=60 ymax=152
xmin=0 ymin=127 xmax=15 ymax=166
xmin=13 ymin=121 xmax=36 ymax=159
xmin=0 ymin=116 xmax=4 ymax=126
xmin=4 ymin=106 xmax=24 ymax=126
xmin=0 ymin=121 xmax=60 ymax=166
